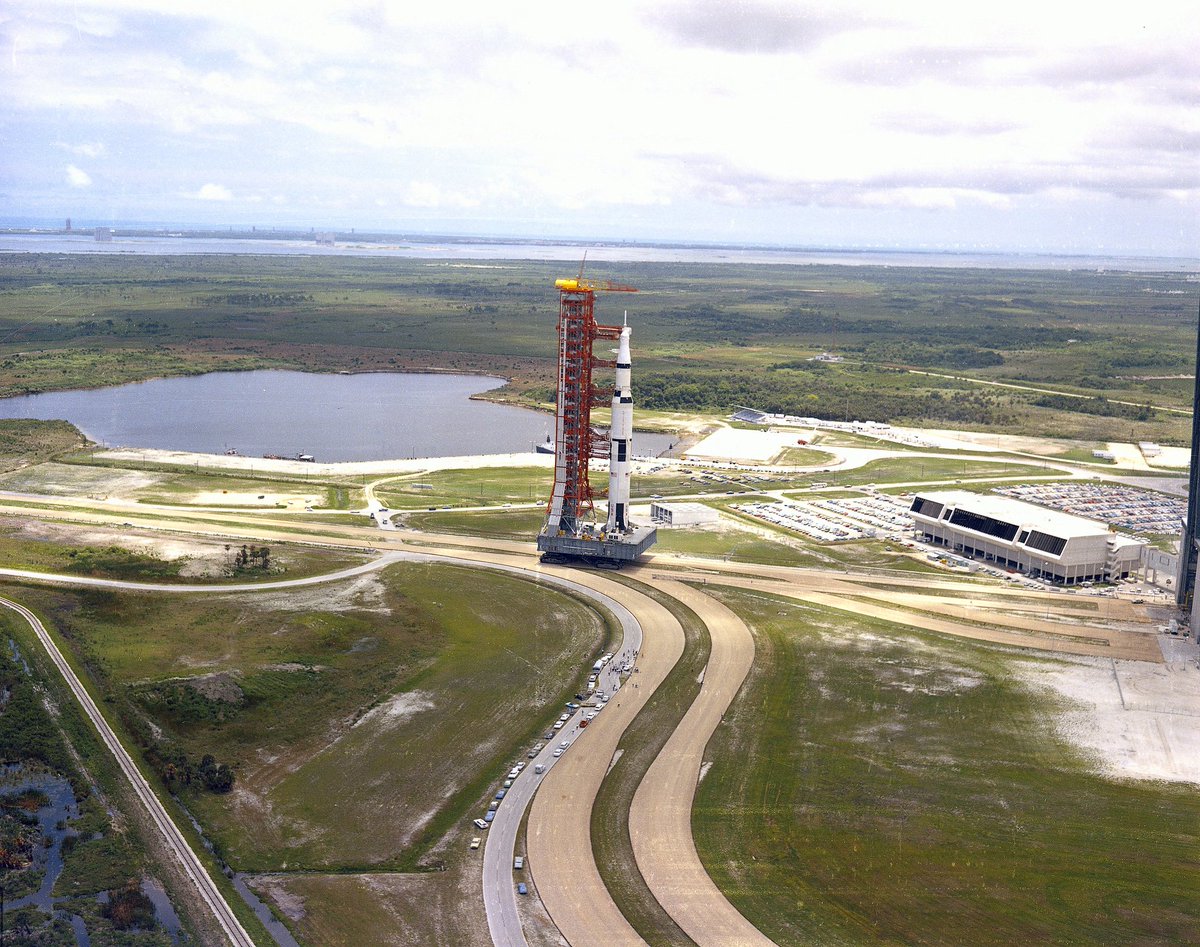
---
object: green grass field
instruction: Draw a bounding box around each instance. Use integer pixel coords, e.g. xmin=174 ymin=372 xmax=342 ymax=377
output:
xmin=42 ymin=561 xmax=612 ymax=873
xmin=692 ymin=587 xmax=1200 ymax=945
xmin=375 ymin=465 xmax=551 ymax=509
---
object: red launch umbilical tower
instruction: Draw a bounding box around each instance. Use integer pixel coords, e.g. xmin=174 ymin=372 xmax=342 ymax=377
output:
xmin=543 ymin=275 xmax=635 ymax=537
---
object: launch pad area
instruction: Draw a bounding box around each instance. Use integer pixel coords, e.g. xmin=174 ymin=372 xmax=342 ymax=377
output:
xmin=537 ymin=523 xmax=658 ymax=567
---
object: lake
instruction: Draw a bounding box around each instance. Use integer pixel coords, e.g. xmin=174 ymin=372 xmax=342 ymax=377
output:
xmin=0 ymin=370 xmax=678 ymax=462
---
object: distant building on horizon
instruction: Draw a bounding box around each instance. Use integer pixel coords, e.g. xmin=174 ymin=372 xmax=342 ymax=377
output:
xmin=94 ymin=227 xmax=112 ymax=242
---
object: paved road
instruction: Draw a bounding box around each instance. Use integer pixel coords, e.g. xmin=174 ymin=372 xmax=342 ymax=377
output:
xmin=474 ymin=565 xmax=643 ymax=947
xmin=628 ymin=578 xmax=774 ymax=947
xmin=0 ymin=596 xmax=256 ymax=947
xmin=0 ymin=493 xmax=1168 ymax=946
xmin=527 ymin=576 xmax=684 ymax=947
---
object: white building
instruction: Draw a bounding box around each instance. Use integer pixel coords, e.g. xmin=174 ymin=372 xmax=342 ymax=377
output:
xmin=650 ymin=501 xmax=719 ymax=526
xmin=909 ymin=490 xmax=1145 ymax=584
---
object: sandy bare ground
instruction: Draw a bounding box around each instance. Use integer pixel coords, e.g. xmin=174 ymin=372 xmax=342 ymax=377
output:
xmin=190 ymin=489 xmax=323 ymax=508
xmin=1017 ymin=656 xmax=1200 ymax=784
xmin=96 ymin=447 xmax=555 ymax=477
xmin=7 ymin=518 xmax=235 ymax=577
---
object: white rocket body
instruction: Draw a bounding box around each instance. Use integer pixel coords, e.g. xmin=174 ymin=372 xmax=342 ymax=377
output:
xmin=605 ymin=326 xmax=633 ymax=533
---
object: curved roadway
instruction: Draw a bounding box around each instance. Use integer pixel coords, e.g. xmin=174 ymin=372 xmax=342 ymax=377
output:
xmin=628 ymin=577 xmax=773 ymax=946
xmin=526 ymin=578 xmax=685 ymax=947
xmin=0 ymin=491 xmax=1165 ymax=947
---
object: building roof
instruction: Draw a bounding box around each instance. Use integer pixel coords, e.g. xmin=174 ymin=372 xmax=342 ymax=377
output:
xmin=913 ymin=490 xmax=1114 ymax=540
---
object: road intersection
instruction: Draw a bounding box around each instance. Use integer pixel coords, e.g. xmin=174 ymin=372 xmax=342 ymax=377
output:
xmin=0 ymin=486 xmax=1168 ymax=946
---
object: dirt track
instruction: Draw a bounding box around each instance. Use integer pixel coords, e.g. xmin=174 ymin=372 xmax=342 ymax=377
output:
xmin=628 ymin=579 xmax=774 ymax=946
xmin=0 ymin=491 xmax=1174 ymax=947
xmin=524 ymin=576 xmax=682 ymax=947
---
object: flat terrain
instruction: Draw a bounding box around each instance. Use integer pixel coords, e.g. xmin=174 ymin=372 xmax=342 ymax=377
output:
xmin=1 ymin=253 xmax=1196 ymax=443
xmin=46 ymin=563 xmax=608 ymax=870
xmin=692 ymin=587 xmax=1200 ymax=946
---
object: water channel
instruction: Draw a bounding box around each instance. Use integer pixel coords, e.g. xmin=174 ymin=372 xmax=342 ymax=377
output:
xmin=0 ymin=370 xmax=677 ymax=462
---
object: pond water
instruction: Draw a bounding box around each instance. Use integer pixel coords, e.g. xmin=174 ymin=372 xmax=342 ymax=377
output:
xmin=0 ymin=370 xmax=677 ymax=462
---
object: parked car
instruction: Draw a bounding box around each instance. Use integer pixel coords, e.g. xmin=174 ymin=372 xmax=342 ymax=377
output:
xmin=514 ymin=856 xmax=524 ymax=870
xmin=473 ymin=819 xmax=488 ymax=830
xmin=470 ymin=837 xmax=481 ymax=850
xmin=517 ymin=883 xmax=528 ymax=895
xmin=484 ymin=811 xmax=495 ymax=823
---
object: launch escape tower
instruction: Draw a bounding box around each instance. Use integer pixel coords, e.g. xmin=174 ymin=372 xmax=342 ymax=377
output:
xmin=538 ymin=274 xmax=657 ymax=566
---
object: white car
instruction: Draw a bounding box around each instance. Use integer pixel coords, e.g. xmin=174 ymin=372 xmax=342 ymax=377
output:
xmin=553 ymin=748 xmax=564 ymax=757
xmin=558 ymin=740 xmax=570 ymax=749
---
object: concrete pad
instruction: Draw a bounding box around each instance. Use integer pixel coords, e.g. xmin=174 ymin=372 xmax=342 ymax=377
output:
xmin=1019 ymin=656 xmax=1200 ymax=785
xmin=684 ymin=427 xmax=813 ymax=463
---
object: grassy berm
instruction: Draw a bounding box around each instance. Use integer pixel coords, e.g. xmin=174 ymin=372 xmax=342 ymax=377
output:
xmin=694 ymin=588 xmax=1200 ymax=946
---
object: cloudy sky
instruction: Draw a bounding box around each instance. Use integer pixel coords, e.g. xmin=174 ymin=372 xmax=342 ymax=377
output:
xmin=3 ymin=0 xmax=1198 ymax=256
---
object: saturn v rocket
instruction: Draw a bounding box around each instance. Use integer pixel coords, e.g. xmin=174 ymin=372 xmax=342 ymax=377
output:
xmin=605 ymin=322 xmax=634 ymax=534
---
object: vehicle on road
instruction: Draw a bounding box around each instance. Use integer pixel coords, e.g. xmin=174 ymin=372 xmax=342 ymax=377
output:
xmin=559 ymin=740 xmax=570 ymax=749
xmin=473 ymin=818 xmax=488 ymax=830
xmin=514 ymin=856 xmax=524 ymax=870
xmin=579 ymin=719 xmax=589 ymax=728
xmin=534 ymin=763 xmax=545 ymax=774
xmin=470 ymin=837 xmax=481 ymax=850
xmin=553 ymin=748 xmax=563 ymax=757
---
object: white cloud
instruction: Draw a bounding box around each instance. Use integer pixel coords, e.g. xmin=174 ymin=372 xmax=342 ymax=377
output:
xmin=65 ymin=164 xmax=92 ymax=187
xmin=57 ymin=141 xmax=106 ymax=158
xmin=194 ymin=183 xmax=233 ymax=201
xmin=4 ymin=0 xmax=1198 ymax=253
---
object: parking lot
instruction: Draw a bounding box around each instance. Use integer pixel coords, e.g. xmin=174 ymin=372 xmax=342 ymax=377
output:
xmin=994 ymin=483 xmax=1185 ymax=537
xmin=735 ymin=493 xmax=915 ymax=542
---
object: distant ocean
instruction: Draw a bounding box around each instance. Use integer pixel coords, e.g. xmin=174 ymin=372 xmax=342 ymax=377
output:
xmin=1 ymin=232 xmax=1196 ymax=272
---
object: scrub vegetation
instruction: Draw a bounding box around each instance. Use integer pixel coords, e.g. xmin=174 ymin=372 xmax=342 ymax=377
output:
xmin=30 ymin=562 xmax=610 ymax=874
xmin=693 ymin=587 xmax=1200 ymax=946
xmin=0 ymin=253 xmax=1193 ymax=444
xmin=0 ymin=602 xmax=209 ymax=944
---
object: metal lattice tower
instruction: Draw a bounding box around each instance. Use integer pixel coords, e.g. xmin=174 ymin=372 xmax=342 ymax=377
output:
xmin=543 ymin=280 xmax=627 ymax=537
